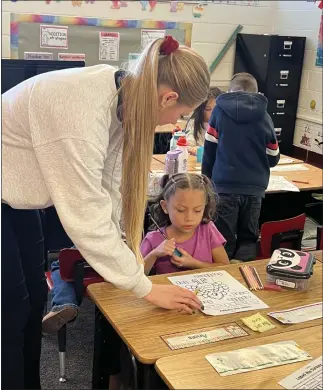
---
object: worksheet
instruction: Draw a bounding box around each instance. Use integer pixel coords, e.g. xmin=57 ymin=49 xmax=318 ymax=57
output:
xmin=267 ymin=176 xmax=300 ymax=192
xmin=268 ymin=302 xmax=323 ymax=324
xmin=271 ymin=164 xmax=309 ymax=172
xmin=168 ymin=270 xmax=268 ymax=316
xmin=279 ymin=356 xmax=322 ymax=389
xmin=205 ymin=341 xmax=312 ymax=376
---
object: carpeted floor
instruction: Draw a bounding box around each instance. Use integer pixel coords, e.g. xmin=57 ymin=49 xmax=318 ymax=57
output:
xmin=41 ymin=297 xmax=95 ymax=389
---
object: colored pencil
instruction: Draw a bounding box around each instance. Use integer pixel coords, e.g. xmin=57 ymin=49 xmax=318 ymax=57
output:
xmin=251 ymin=267 xmax=264 ymax=290
xmin=239 ymin=267 xmax=252 ymax=290
xmin=244 ymin=266 xmax=257 ymax=290
xmin=292 ymin=180 xmax=309 ymax=184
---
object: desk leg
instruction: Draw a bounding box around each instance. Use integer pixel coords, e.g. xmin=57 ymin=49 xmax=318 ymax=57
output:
xmin=92 ymin=306 xmax=121 ymax=389
xmin=139 ymin=363 xmax=167 ymax=390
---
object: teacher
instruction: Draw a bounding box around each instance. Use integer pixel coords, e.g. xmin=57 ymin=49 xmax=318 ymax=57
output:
xmin=2 ymin=36 xmax=210 ymax=389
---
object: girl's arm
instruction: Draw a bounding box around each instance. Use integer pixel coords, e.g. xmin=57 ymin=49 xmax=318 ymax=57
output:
xmin=144 ymin=251 xmax=158 ymax=275
xmin=211 ymin=246 xmax=230 ymax=265
xmin=185 ymin=118 xmax=197 ymax=147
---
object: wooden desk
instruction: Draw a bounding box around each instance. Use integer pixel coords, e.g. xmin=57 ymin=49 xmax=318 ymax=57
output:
xmin=155 ymin=326 xmax=322 ymax=389
xmin=150 ymin=158 xmax=165 ymax=172
xmin=87 ymin=260 xmax=322 ymax=365
xmin=155 ymin=120 xmax=188 ymax=134
xmin=151 ymin=155 xmax=323 ymax=193
xmin=312 ymin=250 xmax=323 ymax=262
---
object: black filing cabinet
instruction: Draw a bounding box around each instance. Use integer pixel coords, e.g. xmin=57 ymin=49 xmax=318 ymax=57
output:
xmin=234 ymin=33 xmax=306 ymax=156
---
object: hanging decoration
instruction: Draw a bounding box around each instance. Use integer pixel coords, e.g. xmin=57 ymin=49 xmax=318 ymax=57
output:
xmin=140 ymin=1 xmax=158 ymax=12
xmin=192 ymin=4 xmax=205 ymax=18
xmin=72 ymin=0 xmax=82 ymax=6
xmin=85 ymin=0 xmax=95 ymax=3
xmin=111 ymin=0 xmax=128 ymax=9
xmin=316 ymin=14 xmax=323 ymax=67
xmin=170 ymin=1 xmax=178 ymax=12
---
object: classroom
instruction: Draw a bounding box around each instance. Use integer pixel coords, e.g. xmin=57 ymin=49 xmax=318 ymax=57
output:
xmin=1 ymin=0 xmax=323 ymax=389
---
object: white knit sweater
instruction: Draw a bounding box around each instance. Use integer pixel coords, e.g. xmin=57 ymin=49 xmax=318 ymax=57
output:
xmin=2 ymin=64 xmax=152 ymax=298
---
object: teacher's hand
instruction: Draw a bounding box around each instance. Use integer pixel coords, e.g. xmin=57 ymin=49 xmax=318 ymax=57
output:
xmin=143 ymin=284 xmax=203 ymax=314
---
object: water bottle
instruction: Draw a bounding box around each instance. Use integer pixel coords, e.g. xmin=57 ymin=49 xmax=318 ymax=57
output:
xmin=165 ymin=150 xmax=182 ymax=175
xmin=176 ymin=136 xmax=189 ymax=173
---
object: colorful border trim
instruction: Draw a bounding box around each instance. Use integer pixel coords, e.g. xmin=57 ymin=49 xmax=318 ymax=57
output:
xmin=10 ymin=13 xmax=192 ymax=59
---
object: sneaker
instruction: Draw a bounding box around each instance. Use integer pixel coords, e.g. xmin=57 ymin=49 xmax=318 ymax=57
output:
xmin=42 ymin=306 xmax=78 ymax=334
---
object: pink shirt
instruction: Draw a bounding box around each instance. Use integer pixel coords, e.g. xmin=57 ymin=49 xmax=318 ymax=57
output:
xmin=140 ymin=222 xmax=226 ymax=275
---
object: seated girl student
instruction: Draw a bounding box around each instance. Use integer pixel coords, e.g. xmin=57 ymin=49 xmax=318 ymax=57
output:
xmin=141 ymin=173 xmax=229 ymax=275
xmin=185 ymin=87 xmax=222 ymax=155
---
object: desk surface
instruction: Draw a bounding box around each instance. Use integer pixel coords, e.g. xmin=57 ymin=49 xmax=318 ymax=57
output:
xmin=155 ymin=326 xmax=322 ymax=389
xmin=151 ymin=155 xmax=323 ymax=192
xmin=87 ymin=260 xmax=322 ymax=365
xmin=155 ymin=120 xmax=188 ymax=133
xmin=313 ymin=250 xmax=323 ymax=262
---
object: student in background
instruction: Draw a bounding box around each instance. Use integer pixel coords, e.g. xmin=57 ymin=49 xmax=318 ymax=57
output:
xmin=2 ymin=36 xmax=209 ymax=389
xmin=185 ymin=86 xmax=222 ymax=155
xmin=141 ymin=173 xmax=229 ymax=275
xmin=202 ymin=72 xmax=280 ymax=261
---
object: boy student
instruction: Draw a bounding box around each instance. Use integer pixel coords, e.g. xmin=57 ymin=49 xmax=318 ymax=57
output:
xmin=202 ymin=72 xmax=280 ymax=261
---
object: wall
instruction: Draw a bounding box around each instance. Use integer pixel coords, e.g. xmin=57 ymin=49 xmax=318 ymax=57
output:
xmin=274 ymin=1 xmax=322 ymax=155
xmin=1 ymin=0 xmax=275 ymax=89
xmin=2 ymin=0 xmax=321 ymax=154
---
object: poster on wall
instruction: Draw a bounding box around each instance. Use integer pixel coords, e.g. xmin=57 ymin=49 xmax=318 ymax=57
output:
xmin=58 ymin=53 xmax=85 ymax=61
xmin=141 ymin=29 xmax=165 ymax=49
xmin=24 ymin=52 xmax=53 ymax=60
xmin=99 ymin=32 xmax=120 ymax=61
xmin=40 ymin=25 xmax=68 ymax=49
xmin=316 ymin=14 xmax=323 ymax=67
xmin=293 ymin=120 xmax=323 ymax=155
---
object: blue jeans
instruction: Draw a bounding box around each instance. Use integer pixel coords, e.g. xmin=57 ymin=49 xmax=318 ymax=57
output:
xmin=215 ymin=194 xmax=262 ymax=261
xmin=51 ymin=260 xmax=78 ymax=311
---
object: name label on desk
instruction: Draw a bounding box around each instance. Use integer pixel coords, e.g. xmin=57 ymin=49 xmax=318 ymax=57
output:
xmin=161 ymin=324 xmax=248 ymax=350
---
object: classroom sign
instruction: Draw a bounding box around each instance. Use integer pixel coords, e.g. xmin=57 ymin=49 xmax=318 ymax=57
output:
xmin=99 ymin=32 xmax=120 ymax=61
xmin=58 ymin=53 xmax=85 ymax=61
xmin=40 ymin=25 xmax=68 ymax=49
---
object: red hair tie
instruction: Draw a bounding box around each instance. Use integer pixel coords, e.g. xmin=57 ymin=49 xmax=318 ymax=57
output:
xmin=160 ymin=36 xmax=179 ymax=56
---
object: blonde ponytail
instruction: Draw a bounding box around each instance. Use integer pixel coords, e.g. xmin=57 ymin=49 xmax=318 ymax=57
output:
xmin=121 ymin=39 xmax=210 ymax=263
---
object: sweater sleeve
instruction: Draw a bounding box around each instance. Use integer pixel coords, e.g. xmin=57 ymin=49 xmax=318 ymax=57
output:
xmin=201 ymin=108 xmax=219 ymax=179
xmin=184 ymin=118 xmax=197 ymax=147
xmin=264 ymin=113 xmax=280 ymax=167
xmin=34 ymin=138 xmax=152 ymax=298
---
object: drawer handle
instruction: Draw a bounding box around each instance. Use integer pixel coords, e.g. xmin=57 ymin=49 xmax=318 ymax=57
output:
xmin=284 ymin=41 xmax=293 ymax=50
xmin=280 ymin=70 xmax=289 ymax=79
xmin=276 ymin=83 xmax=289 ymax=87
xmin=275 ymin=128 xmax=282 ymax=134
xmin=277 ymin=100 xmax=286 ymax=108
xmin=282 ymin=54 xmax=292 ymax=58
xmin=276 ymin=112 xmax=285 ymax=115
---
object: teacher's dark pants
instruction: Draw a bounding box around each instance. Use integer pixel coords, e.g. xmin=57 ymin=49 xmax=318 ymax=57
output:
xmin=2 ymin=204 xmax=48 ymax=389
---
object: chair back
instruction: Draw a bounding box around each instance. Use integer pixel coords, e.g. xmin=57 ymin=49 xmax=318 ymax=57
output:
xmin=260 ymin=214 xmax=306 ymax=258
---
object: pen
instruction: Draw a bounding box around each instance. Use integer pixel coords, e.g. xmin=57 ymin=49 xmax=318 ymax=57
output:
xmin=292 ymin=180 xmax=309 ymax=184
xmin=149 ymin=214 xmax=182 ymax=257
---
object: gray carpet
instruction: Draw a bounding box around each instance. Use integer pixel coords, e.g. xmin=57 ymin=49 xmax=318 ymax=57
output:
xmin=41 ymin=297 xmax=95 ymax=389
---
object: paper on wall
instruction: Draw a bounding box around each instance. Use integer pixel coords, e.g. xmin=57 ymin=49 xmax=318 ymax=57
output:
xmin=267 ymin=176 xmax=300 ymax=192
xmin=279 ymin=356 xmax=323 ymax=389
xmin=168 ymin=270 xmax=268 ymax=316
xmin=271 ymin=164 xmax=309 ymax=172
xmin=58 ymin=53 xmax=85 ymax=61
xmin=141 ymin=29 xmax=165 ymax=49
xmin=99 ymin=32 xmax=120 ymax=61
xmin=128 ymin=53 xmax=140 ymax=71
xmin=268 ymin=302 xmax=323 ymax=324
xmin=24 ymin=52 xmax=53 ymax=60
xmin=206 ymin=341 xmax=312 ymax=376
xmin=40 ymin=25 xmax=68 ymax=49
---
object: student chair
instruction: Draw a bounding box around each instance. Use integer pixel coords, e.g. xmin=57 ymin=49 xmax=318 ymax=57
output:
xmin=45 ymin=248 xmax=104 ymax=383
xmin=317 ymin=226 xmax=323 ymax=250
xmin=259 ymin=214 xmax=306 ymax=259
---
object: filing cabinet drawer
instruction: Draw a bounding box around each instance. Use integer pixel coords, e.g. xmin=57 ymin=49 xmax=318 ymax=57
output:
xmin=270 ymin=36 xmax=306 ymax=64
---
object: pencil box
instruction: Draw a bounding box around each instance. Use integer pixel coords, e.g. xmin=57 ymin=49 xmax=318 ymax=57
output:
xmin=266 ymin=249 xmax=316 ymax=291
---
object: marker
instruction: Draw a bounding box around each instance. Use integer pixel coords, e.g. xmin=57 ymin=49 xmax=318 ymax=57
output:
xmin=149 ymin=214 xmax=183 ymax=257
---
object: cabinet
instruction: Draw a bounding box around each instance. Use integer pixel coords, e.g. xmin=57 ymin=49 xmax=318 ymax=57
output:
xmin=234 ymin=33 xmax=306 ymax=156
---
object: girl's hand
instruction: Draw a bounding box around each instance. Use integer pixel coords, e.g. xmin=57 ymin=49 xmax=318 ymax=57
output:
xmin=143 ymin=284 xmax=203 ymax=314
xmin=153 ymin=238 xmax=176 ymax=258
xmin=188 ymin=147 xmax=197 ymax=156
xmin=171 ymin=247 xmax=197 ymax=269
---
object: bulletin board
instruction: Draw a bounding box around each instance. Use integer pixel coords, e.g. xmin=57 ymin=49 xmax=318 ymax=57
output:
xmin=10 ymin=14 xmax=192 ymax=67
